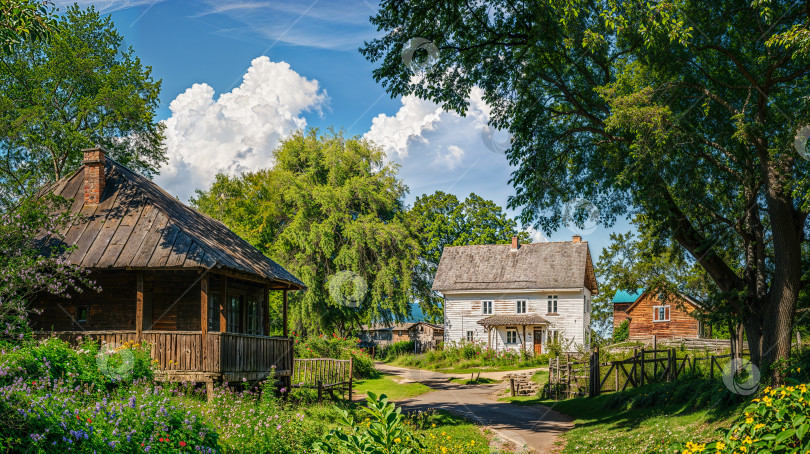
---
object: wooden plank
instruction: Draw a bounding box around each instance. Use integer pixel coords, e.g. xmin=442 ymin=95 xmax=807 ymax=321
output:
xmin=220 ymin=276 xmax=227 ymax=333
xmin=282 ymin=289 xmax=288 ymax=337
xmin=131 ymin=212 xmax=170 ymax=266
xmin=147 ymin=223 xmax=180 ymax=267
xmin=136 ymin=271 xmax=144 ymax=341
xmin=166 ymin=231 xmax=193 ymax=267
xmin=201 ymin=274 xmax=208 ymax=371
xmin=80 ymin=181 xmax=136 ymax=267
xmin=114 ymin=205 xmax=158 ymax=267
xmin=68 ymin=176 xmax=123 ymax=265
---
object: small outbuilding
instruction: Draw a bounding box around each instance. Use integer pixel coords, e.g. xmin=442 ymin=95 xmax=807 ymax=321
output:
xmin=612 ymin=289 xmax=704 ymax=339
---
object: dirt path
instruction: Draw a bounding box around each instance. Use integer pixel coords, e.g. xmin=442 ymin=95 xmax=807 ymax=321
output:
xmin=375 ymin=363 xmax=571 ymax=453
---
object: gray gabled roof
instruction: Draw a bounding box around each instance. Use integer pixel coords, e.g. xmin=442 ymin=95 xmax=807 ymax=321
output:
xmin=431 ymin=241 xmax=598 ymax=294
xmin=477 ymin=314 xmax=549 ymax=326
xmin=40 ymin=158 xmax=305 ymax=289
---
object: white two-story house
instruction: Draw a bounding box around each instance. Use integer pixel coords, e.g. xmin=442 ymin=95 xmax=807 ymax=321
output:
xmin=432 ymin=236 xmax=598 ymax=354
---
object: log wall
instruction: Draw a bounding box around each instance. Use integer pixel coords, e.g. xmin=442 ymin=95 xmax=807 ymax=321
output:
xmin=627 ymin=293 xmax=700 ymax=339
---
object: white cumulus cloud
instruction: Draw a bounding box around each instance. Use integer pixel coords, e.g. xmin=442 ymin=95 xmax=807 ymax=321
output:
xmin=363 ymin=88 xmax=516 ymax=211
xmin=155 ymin=56 xmax=328 ymax=201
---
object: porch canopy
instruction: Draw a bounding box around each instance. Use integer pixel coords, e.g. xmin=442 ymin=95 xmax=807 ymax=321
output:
xmin=477 ymin=314 xmax=549 ymax=326
xmin=478 ymin=314 xmax=549 ymax=352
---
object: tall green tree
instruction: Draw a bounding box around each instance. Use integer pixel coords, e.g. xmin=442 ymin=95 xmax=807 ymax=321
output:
xmin=362 ymin=0 xmax=810 ymax=380
xmin=0 ymin=5 xmax=164 ymax=206
xmin=408 ymin=191 xmax=529 ymax=321
xmin=193 ymin=129 xmax=417 ymax=334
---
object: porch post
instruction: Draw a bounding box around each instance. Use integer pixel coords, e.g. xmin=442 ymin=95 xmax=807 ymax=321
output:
xmin=220 ymin=276 xmax=227 ymax=332
xmin=282 ymin=288 xmax=288 ymax=337
xmin=201 ymin=274 xmax=209 ymax=369
xmin=522 ymin=325 xmax=526 ymax=353
xmin=262 ymin=283 xmax=270 ymax=336
xmin=136 ymin=271 xmax=144 ymax=342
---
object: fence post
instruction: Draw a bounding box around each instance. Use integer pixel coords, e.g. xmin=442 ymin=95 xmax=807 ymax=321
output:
xmin=640 ymin=348 xmax=645 ymax=386
xmin=510 ymin=378 xmax=516 ymax=397
xmin=317 ymin=380 xmax=323 ymax=403
xmin=348 ymin=357 xmax=354 ymax=402
xmin=710 ymin=356 xmax=715 ymax=380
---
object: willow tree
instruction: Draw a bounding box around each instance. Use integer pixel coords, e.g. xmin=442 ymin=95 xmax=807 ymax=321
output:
xmin=193 ymin=129 xmax=417 ymax=334
xmin=362 ymin=0 xmax=810 ymax=380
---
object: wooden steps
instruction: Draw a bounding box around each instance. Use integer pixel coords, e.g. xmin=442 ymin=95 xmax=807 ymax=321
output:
xmin=506 ymin=372 xmax=538 ymax=396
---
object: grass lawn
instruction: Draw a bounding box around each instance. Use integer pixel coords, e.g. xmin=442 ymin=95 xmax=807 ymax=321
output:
xmin=353 ymin=374 xmax=431 ymax=401
xmin=412 ymin=410 xmax=499 ymax=453
xmin=501 ymin=378 xmax=746 ymax=453
xmin=530 ymin=370 xmax=549 ymax=385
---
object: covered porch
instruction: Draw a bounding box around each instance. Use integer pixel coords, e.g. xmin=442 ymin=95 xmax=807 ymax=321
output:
xmin=477 ymin=314 xmax=549 ymax=354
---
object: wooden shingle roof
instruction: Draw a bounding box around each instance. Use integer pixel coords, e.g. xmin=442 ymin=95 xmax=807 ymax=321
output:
xmin=41 ymin=158 xmax=305 ymax=289
xmin=477 ymin=314 xmax=549 ymax=326
xmin=431 ymin=241 xmax=598 ymax=294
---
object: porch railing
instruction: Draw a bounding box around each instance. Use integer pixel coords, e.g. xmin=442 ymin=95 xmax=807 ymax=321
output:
xmin=36 ymin=330 xmax=293 ymax=379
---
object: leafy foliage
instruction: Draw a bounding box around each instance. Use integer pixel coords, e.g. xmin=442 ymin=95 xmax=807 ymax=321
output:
xmin=314 ymin=392 xmax=423 ymax=454
xmin=612 ymin=319 xmax=629 ymax=343
xmin=407 ymin=191 xmax=529 ymax=321
xmin=293 ymin=333 xmax=377 ymax=379
xmin=362 ymin=0 xmax=810 ymax=377
xmin=392 ymin=340 xmax=547 ymax=371
xmin=0 ymin=0 xmax=57 ymax=55
xmin=193 ymin=129 xmax=417 ymax=334
xmin=677 ymin=383 xmax=810 ymax=454
xmin=0 ymin=195 xmax=97 ymax=340
xmin=0 ymin=5 xmax=164 ymax=205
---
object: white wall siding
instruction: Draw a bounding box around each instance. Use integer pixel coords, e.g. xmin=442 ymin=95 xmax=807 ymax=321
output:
xmin=442 ymin=289 xmax=589 ymax=352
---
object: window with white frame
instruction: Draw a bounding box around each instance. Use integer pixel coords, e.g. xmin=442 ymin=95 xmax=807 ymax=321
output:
xmin=506 ymin=328 xmax=518 ymax=344
xmin=482 ymin=301 xmax=493 ymax=315
xmin=547 ymin=295 xmax=558 ymax=314
xmin=516 ymin=300 xmax=527 ymax=314
xmin=653 ymin=305 xmax=670 ymax=322
xmin=466 ymin=331 xmax=474 ymax=342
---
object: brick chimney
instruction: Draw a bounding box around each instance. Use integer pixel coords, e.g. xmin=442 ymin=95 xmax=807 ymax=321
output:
xmin=511 ymin=235 xmax=519 ymax=251
xmin=82 ymin=147 xmax=106 ymax=205
xmin=572 ymin=235 xmax=582 ymax=243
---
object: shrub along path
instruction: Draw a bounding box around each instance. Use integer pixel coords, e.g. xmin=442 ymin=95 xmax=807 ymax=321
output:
xmin=376 ymin=362 xmax=571 ymax=453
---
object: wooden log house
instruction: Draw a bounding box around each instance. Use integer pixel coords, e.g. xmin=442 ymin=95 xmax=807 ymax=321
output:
xmin=31 ymin=147 xmax=306 ymax=387
xmin=613 ymin=289 xmax=705 ymax=339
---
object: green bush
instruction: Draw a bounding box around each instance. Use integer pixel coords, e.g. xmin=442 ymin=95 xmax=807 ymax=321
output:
xmin=379 ymin=340 xmax=415 ymax=361
xmin=675 ymin=383 xmax=810 ymax=454
xmin=392 ymin=340 xmax=547 ymax=371
xmin=294 ymin=334 xmax=377 ymax=378
xmin=0 ymin=337 xmax=155 ymax=388
xmin=314 ymin=392 xmax=423 ymax=453
xmin=612 ymin=319 xmax=629 ymax=343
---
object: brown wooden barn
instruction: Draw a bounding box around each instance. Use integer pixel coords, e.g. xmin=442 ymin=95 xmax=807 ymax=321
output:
xmin=31 ymin=147 xmax=305 ymax=387
xmin=613 ymin=289 xmax=704 ymax=339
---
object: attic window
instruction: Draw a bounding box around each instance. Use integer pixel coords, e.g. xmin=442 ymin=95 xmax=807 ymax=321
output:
xmin=482 ymin=301 xmax=493 ymax=315
xmin=516 ymin=300 xmax=527 ymax=314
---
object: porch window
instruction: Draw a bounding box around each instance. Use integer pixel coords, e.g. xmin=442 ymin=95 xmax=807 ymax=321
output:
xmin=227 ymin=296 xmax=242 ymax=332
xmin=482 ymin=301 xmax=493 ymax=315
xmin=207 ymin=293 xmax=220 ymax=332
xmin=653 ymin=305 xmax=670 ymax=322
xmin=466 ymin=331 xmax=474 ymax=342
xmin=516 ymin=300 xmax=527 ymax=314
xmin=76 ymin=306 xmax=89 ymax=324
xmin=246 ymin=298 xmax=263 ymax=335
xmin=506 ymin=329 xmax=518 ymax=344
xmin=547 ymin=295 xmax=558 ymax=314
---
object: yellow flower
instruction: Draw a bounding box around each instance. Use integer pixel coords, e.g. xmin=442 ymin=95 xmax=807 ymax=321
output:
xmin=745 ymin=417 xmax=753 ymax=424
xmin=441 ymin=448 xmax=447 ymax=454
xmin=394 ymin=438 xmax=401 ymax=444
xmin=716 ymin=442 xmax=725 ymax=450
xmin=754 ymin=424 xmax=765 ymax=430
xmin=431 ymin=424 xmax=436 ymax=428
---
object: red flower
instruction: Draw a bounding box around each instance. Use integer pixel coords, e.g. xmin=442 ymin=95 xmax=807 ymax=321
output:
xmin=87 ymin=418 xmax=92 ymax=423
xmin=159 ymin=438 xmax=164 ymax=442
xmin=179 ymin=441 xmax=187 ymax=447
xmin=32 ymin=381 xmax=36 ymax=385
xmin=76 ymin=415 xmax=80 ymax=420
xmin=141 ymin=443 xmax=144 ymax=447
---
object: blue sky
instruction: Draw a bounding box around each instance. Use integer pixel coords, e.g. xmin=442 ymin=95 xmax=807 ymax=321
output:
xmin=59 ymin=0 xmax=633 ymax=262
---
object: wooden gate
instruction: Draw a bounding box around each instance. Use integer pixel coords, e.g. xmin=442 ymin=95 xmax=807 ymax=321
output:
xmin=291 ymin=358 xmax=353 ymax=402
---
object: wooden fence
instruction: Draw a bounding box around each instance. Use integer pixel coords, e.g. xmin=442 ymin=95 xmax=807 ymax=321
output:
xmin=547 ymin=346 xmax=749 ymax=399
xmin=291 ymin=357 xmax=353 ymax=403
